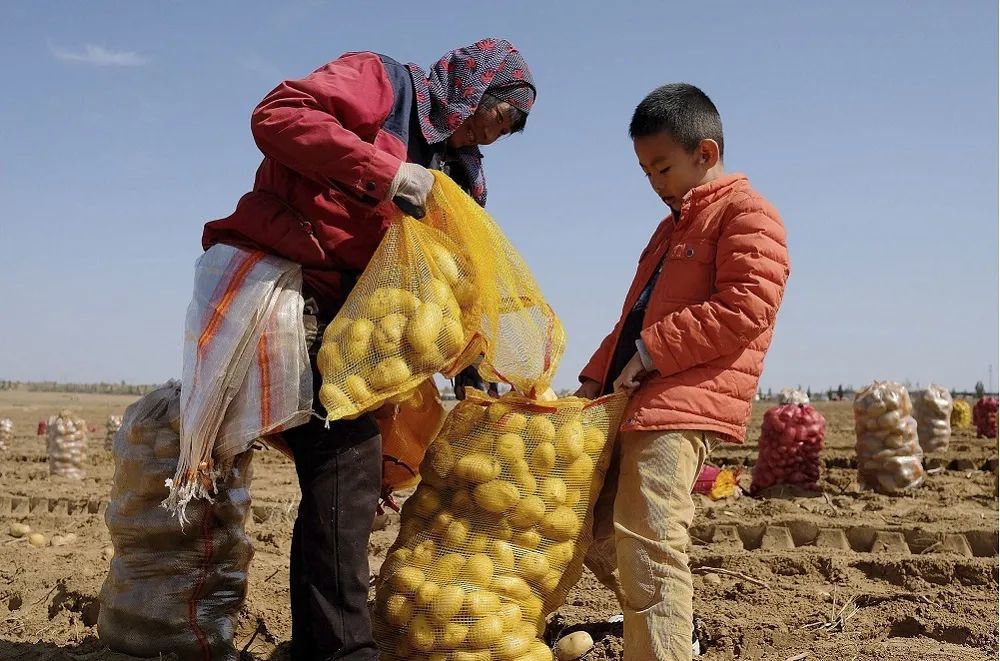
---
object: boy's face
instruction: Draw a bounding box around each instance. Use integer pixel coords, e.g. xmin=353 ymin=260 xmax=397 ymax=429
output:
xmin=633 ymin=131 xmax=719 ymax=215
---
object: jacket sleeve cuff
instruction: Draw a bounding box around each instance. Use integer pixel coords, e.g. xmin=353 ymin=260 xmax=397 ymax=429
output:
xmin=639 ymin=325 xmax=681 ymax=376
xmin=347 ymin=146 xmax=402 ymax=201
xmin=635 ymin=338 xmax=656 ymax=372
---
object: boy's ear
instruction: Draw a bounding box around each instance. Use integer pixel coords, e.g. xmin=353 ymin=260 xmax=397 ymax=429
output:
xmin=698 ymin=139 xmax=721 ymax=168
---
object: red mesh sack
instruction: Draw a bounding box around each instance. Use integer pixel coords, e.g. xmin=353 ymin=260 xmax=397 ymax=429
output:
xmin=751 ymin=404 xmax=825 ymax=493
xmin=974 ymin=396 xmax=998 ymax=439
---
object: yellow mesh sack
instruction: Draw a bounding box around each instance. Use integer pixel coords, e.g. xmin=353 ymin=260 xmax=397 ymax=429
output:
xmin=951 ymin=399 xmax=972 ymax=428
xmin=373 ymin=389 xmax=627 ymax=660
xmin=317 ymin=172 xmax=565 ymax=422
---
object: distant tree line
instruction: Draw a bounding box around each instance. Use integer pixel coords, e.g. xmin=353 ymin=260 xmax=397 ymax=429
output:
xmin=0 ymin=380 xmax=160 ymax=395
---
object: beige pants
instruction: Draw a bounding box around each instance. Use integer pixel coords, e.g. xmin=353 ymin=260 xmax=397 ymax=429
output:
xmin=584 ymin=430 xmax=713 ymax=661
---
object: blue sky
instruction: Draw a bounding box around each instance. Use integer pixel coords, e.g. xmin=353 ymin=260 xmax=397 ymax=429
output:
xmin=1 ymin=1 xmax=997 ymax=393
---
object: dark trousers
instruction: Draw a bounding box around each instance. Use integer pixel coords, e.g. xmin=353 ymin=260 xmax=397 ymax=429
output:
xmin=283 ymin=413 xmax=381 ymax=660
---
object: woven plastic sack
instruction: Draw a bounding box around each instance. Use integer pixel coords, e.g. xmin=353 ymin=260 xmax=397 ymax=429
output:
xmin=854 ymin=381 xmax=924 ymax=493
xmin=974 ymin=396 xmax=998 ymax=438
xmin=98 ymin=381 xmax=254 ymax=660
xmin=951 ymin=400 xmax=973 ymax=428
xmin=778 ymin=388 xmax=809 ymax=405
xmin=376 ymin=379 xmax=447 ymax=492
xmin=47 ymin=411 xmax=87 ymax=479
xmin=912 ymin=385 xmax=953 ymax=453
xmin=105 ymin=414 xmax=123 ymax=451
xmin=373 ymin=390 xmax=626 ymax=660
xmin=168 ymin=244 xmax=310 ymax=520
xmin=318 ymin=172 xmax=565 ymax=423
xmin=0 ymin=418 xmax=12 ymax=450
xmin=751 ymin=404 xmax=825 ymax=493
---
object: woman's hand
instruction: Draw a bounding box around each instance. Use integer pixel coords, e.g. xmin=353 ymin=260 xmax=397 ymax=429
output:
xmin=389 ymin=163 xmax=435 ymax=218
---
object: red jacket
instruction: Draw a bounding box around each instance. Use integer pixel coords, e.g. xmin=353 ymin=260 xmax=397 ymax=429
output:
xmin=580 ymin=174 xmax=790 ymax=442
xmin=203 ymin=52 xmax=419 ymax=306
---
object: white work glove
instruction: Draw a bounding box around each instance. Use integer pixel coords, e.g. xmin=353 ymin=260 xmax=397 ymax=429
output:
xmin=387 ymin=162 xmax=435 ymax=219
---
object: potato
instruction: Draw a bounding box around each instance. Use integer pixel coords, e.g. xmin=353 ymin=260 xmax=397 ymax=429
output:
xmin=540 ymin=507 xmax=580 ymax=541
xmin=453 ymin=651 xmax=492 ymax=661
xmin=495 ymin=628 xmax=533 ymax=659
xmin=496 ymin=433 xmax=526 ymax=461
xmin=443 ymin=518 xmax=470 ymax=548
xmin=519 ymin=551 xmax=551 ymax=582
xmin=317 ymin=343 xmax=345 ymax=375
xmin=565 ymin=455 xmax=595 ymax=484
xmin=428 ymin=552 xmax=466 ymax=581
xmin=408 ymin=613 xmax=436 ymax=652
xmin=410 ymin=540 xmax=436 ymax=568
xmin=489 ymin=540 xmax=516 ymax=571
xmin=383 ymin=593 xmax=414 ymax=626
xmin=555 ymin=421 xmax=585 ymax=460
xmin=407 ymin=302 xmax=445 ymax=353
xmin=467 ymin=532 xmax=489 ymax=554
xmin=454 ymin=453 xmax=502 ymax=484
xmin=440 ymin=317 xmax=466 ymax=356
xmin=461 ymin=553 xmax=495 ymax=588
xmin=509 ymin=495 xmax=546 ymax=528
xmin=389 ymin=566 xmax=425 ymax=593
xmin=429 ymin=242 xmax=461 ymax=285
xmin=526 ymin=416 xmax=556 ymax=443
xmin=555 ymin=631 xmax=594 ymax=660
xmin=497 ymin=601 xmax=523 ymax=631
xmin=344 ymin=375 xmax=374 ymax=404
xmin=464 ymin=590 xmax=501 ymax=616
xmin=531 ymin=442 xmax=557 ymax=475
xmin=440 ymin=621 xmax=469 ymax=648
xmin=491 ymin=575 xmax=532 ymax=601
xmin=540 ymin=477 xmax=568 ymax=506
xmin=468 ymin=614 xmax=504 ymax=647
xmin=429 ymin=584 xmax=466 ymax=623
xmin=9 ymin=523 xmax=30 ymax=538
xmin=545 ymin=541 xmax=575 ymax=569
xmin=318 ymin=384 xmax=350 ymax=412
xmin=512 ymin=528 xmax=542 ymax=549
xmin=28 ymin=533 xmax=46 ymax=548
xmin=408 ymin=486 xmax=442 ymax=519
xmin=582 ymin=426 xmax=606 ymax=453
xmin=373 ymin=314 xmax=408 ymax=355
xmin=348 ymin=318 xmax=374 ymax=344
xmin=473 ymin=480 xmax=521 ymax=513
xmin=415 ymin=580 xmax=441 ymax=607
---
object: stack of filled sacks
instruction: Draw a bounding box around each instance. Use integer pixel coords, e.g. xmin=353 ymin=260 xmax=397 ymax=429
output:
xmin=47 ymin=411 xmax=88 ymax=479
xmin=912 ymin=385 xmax=953 ymax=453
xmin=853 ymin=382 xmax=923 ymax=493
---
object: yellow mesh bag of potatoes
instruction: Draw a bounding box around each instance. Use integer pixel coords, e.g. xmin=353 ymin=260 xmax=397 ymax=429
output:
xmin=373 ymin=389 xmax=626 ymax=661
xmin=951 ymin=399 xmax=972 ymax=429
xmin=317 ymin=172 xmax=565 ymax=422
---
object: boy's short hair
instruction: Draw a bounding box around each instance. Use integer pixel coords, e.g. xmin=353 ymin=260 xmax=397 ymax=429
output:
xmin=629 ymin=83 xmax=724 ymax=159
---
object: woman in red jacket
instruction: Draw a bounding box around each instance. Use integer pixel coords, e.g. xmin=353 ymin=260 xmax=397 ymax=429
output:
xmin=203 ymin=38 xmax=535 ymax=659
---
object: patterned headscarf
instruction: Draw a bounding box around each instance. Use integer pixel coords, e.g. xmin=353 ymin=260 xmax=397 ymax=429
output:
xmin=407 ymin=37 xmax=536 ymax=205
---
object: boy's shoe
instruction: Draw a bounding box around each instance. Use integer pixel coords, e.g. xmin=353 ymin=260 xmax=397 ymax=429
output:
xmin=693 ymin=615 xmax=706 ymax=656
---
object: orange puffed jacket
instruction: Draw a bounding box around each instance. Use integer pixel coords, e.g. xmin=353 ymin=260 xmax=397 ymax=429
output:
xmin=580 ymin=174 xmax=790 ymax=442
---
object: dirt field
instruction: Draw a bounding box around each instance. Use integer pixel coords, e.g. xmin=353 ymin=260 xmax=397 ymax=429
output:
xmin=0 ymin=391 xmax=996 ymax=660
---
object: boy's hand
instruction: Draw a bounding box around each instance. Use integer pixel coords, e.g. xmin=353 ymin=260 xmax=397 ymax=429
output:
xmin=574 ymin=379 xmax=601 ymax=399
xmin=613 ymin=353 xmax=648 ymax=394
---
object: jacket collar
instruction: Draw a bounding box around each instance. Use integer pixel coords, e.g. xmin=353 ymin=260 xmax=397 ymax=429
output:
xmin=678 ymin=173 xmax=748 ymax=219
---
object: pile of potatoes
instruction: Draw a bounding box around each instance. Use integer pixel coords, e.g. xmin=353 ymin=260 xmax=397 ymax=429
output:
xmin=853 ymin=381 xmax=924 ymax=493
xmin=47 ymin=411 xmax=87 ymax=479
xmin=318 ymin=241 xmax=478 ymax=418
xmin=374 ymin=395 xmax=617 ymax=660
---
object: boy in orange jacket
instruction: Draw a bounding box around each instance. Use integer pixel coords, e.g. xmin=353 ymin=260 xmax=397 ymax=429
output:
xmin=577 ymin=83 xmax=790 ymax=659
